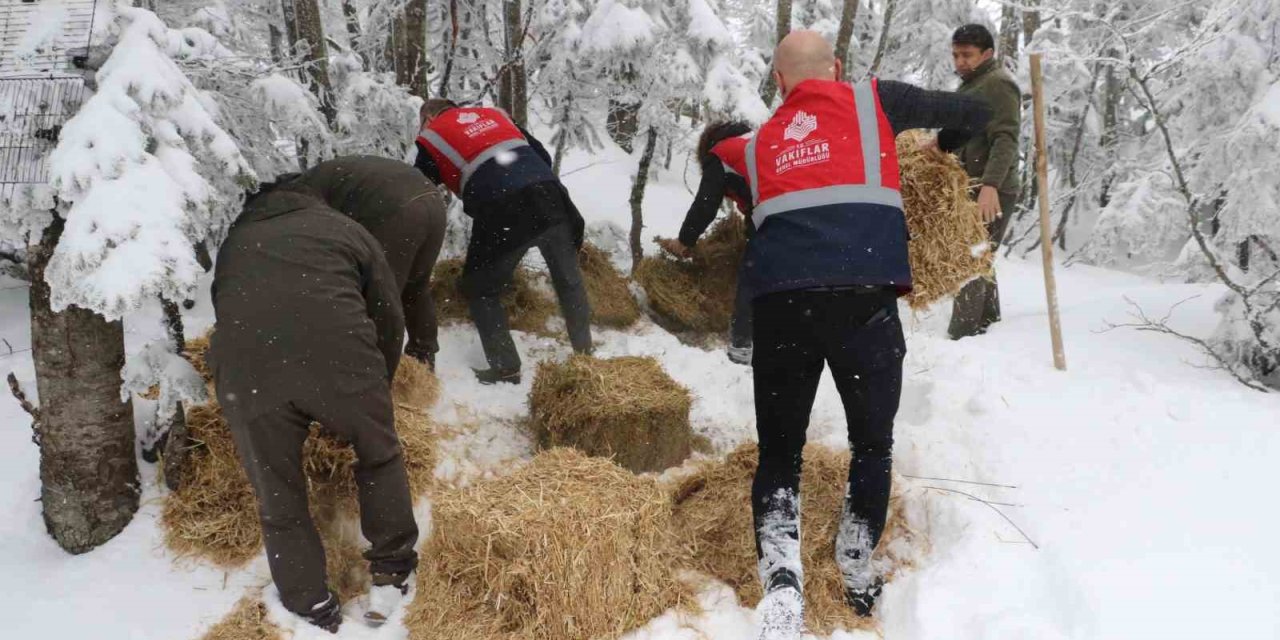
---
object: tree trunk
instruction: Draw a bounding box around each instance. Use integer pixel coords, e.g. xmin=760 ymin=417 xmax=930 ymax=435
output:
xmin=499 ymin=0 xmax=528 ymax=126
xmin=438 ymin=0 xmax=460 ymax=98
xmin=607 ymin=64 xmax=640 ymax=152
xmin=999 ymin=1 xmax=1020 ymax=71
xmin=628 ymin=128 xmax=658 ymax=275
xmin=1098 ymin=62 xmax=1121 ymax=209
xmin=1023 ymin=2 xmax=1041 ymax=46
xmin=552 ymin=94 xmax=572 ymax=176
xmin=341 ymin=0 xmax=361 ymax=46
xmin=833 ymin=0 xmax=860 ymax=78
xmin=28 ymin=217 xmax=137 ymax=555
xmin=284 ymin=0 xmax=337 ymax=126
xmin=868 ymin=0 xmax=897 ymax=77
xmin=268 ymin=24 xmax=285 ymax=64
xmin=159 ymin=298 xmax=190 ymax=491
xmin=758 ymin=0 xmax=793 ymax=105
xmin=395 ymin=0 xmax=429 ymax=98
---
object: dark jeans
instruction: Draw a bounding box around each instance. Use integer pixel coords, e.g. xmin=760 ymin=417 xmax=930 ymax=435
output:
xmin=751 ymin=287 xmax=905 ymax=590
xmin=461 ymin=221 xmax=592 ymax=371
xmin=225 ymin=388 xmax=419 ymax=615
xmin=949 ymin=190 xmax=1017 ymax=339
xmin=731 ymin=272 xmax=753 ymax=349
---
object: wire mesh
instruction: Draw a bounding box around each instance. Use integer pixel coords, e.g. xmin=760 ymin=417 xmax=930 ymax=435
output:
xmin=0 ymin=76 xmax=87 ymax=200
xmin=0 ymin=0 xmax=100 ymax=78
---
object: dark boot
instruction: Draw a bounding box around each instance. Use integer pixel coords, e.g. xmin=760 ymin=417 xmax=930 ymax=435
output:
xmin=473 ymin=366 xmax=521 ymax=385
xmin=844 ymin=578 xmax=884 ymax=618
xmin=303 ymin=592 xmax=343 ymax=633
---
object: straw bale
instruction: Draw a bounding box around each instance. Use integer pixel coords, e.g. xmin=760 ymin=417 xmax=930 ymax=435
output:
xmin=670 ymin=444 xmax=924 ymax=634
xmin=636 ymin=215 xmax=746 ymax=335
xmin=897 ymin=130 xmax=995 ymax=309
xmin=404 ymin=448 xmax=691 ymax=640
xmin=579 ymin=242 xmax=641 ymax=328
xmin=529 ymin=355 xmax=693 ymax=473
xmin=198 ymin=595 xmax=283 ymax=640
xmin=430 ymin=258 xmax=557 ymax=335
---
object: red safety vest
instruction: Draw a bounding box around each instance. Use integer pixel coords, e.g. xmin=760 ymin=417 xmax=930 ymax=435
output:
xmin=415 ymin=107 xmax=530 ymax=195
xmin=709 ymin=134 xmax=753 ymax=214
xmin=744 ymin=78 xmax=901 ymax=230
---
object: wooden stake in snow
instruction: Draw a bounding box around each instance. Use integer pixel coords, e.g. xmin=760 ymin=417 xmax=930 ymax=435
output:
xmin=1030 ymin=53 xmax=1067 ymax=371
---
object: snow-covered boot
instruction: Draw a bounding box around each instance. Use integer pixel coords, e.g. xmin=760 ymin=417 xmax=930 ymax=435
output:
xmin=363 ymin=572 xmax=412 ymax=627
xmin=756 ymin=580 xmax=805 ymax=640
xmin=836 ymin=514 xmax=882 ymax=618
xmin=845 ymin=578 xmax=884 ymax=618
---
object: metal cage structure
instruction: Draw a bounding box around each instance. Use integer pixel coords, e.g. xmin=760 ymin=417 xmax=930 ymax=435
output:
xmin=0 ymin=0 xmax=99 ymax=202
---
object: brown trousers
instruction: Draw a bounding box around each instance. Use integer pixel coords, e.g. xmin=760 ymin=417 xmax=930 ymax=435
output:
xmin=225 ymin=387 xmax=419 ymax=615
xmin=948 ymin=190 xmax=1017 ymax=340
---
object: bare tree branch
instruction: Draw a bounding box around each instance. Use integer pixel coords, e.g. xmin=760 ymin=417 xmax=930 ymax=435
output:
xmin=1103 ymin=297 xmax=1271 ymax=392
xmin=924 ymin=486 xmax=1039 ymax=549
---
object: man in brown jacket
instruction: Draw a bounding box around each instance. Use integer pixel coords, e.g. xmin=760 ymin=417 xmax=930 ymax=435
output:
xmin=942 ymin=24 xmax=1023 ymax=339
xmin=210 ymin=182 xmax=418 ymax=632
xmin=292 ymin=155 xmax=448 ymax=368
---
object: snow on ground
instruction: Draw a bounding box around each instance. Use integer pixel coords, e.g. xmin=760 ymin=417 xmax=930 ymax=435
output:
xmin=2 ymin=141 xmax=1279 ymax=639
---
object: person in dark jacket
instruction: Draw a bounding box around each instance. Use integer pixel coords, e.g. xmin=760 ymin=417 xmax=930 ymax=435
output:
xmin=291 ymin=155 xmax=448 ymax=368
xmin=941 ymin=23 xmax=1023 ymax=339
xmin=414 ymin=99 xmax=591 ymax=384
xmin=209 ymin=182 xmax=418 ymax=632
xmin=745 ymin=31 xmax=991 ymax=637
xmin=659 ymin=120 xmax=757 ymax=365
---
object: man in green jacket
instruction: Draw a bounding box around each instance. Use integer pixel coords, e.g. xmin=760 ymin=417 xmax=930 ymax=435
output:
xmin=292 ymin=155 xmax=448 ymax=368
xmin=941 ymin=23 xmax=1022 ymax=339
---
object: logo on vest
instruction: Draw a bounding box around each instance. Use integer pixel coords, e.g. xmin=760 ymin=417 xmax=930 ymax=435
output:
xmin=457 ymin=111 xmax=499 ymax=137
xmin=784 ymin=111 xmax=818 ymax=142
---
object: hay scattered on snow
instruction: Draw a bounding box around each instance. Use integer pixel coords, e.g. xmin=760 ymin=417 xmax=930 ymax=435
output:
xmin=637 ymin=139 xmax=993 ymax=325
xmin=430 ymin=257 xmax=557 ymax=335
xmin=897 ymin=130 xmax=995 ymax=309
xmin=392 ymin=355 xmax=440 ymax=410
xmin=529 ymin=355 xmax=693 ymax=473
xmin=579 ymin=242 xmax=641 ymax=328
xmin=198 ymin=595 xmax=283 ymax=640
xmin=404 ymin=448 xmax=692 ymax=640
xmin=636 ymin=214 xmax=746 ymax=335
xmin=670 ymin=444 xmax=925 ymax=634
xmin=161 ymin=338 xmax=437 ymax=576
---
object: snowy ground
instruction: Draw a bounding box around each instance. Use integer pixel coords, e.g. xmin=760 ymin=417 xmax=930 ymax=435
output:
xmin=2 ymin=143 xmax=1278 ymax=639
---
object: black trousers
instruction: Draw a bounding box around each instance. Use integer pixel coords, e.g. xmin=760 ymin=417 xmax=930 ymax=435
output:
xmin=731 ymin=271 xmax=753 ymax=349
xmin=462 ymin=221 xmax=592 ymax=371
xmin=225 ymin=388 xmax=419 ymax=615
xmin=948 ymin=190 xmax=1017 ymax=339
xmin=751 ymin=287 xmax=905 ymax=590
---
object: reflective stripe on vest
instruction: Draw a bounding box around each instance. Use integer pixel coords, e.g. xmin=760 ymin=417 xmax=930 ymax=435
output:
xmin=746 ymin=79 xmax=902 ymax=229
xmin=418 ymin=128 xmax=530 ymax=193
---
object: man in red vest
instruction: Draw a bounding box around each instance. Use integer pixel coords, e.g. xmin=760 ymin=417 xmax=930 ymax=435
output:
xmin=660 ymin=120 xmax=757 ymax=365
xmin=415 ymin=100 xmax=591 ymax=384
xmin=745 ymin=31 xmax=991 ymax=638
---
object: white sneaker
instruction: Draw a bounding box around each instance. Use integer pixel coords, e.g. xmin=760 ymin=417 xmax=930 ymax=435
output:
xmin=756 ymin=586 xmax=805 ymax=640
xmin=362 ymin=575 xmax=411 ymax=627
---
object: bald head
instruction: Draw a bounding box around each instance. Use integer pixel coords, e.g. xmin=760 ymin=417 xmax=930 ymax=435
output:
xmin=772 ymin=31 xmax=841 ymax=98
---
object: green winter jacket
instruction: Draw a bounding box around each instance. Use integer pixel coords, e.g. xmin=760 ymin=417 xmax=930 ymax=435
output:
xmin=956 ymin=59 xmax=1022 ymax=195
